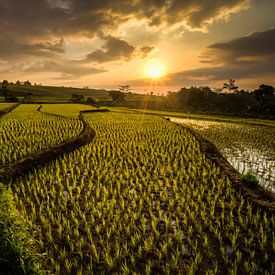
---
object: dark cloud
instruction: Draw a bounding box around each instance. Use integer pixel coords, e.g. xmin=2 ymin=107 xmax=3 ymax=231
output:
xmin=0 ymin=0 xmax=250 ymax=40
xmin=131 ymin=28 xmax=275 ymax=87
xmin=84 ymin=36 xmax=155 ymax=63
xmin=84 ymin=36 xmax=136 ymax=63
xmin=0 ymin=38 xmax=65 ymax=60
xmin=139 ymin=46 xmax=155 ymax=58
xmin=2 ymin=59 xmax=107 ymax=79
xmin=201 ymin=28 xmax=275 ymax=65
xmin=0 ymin=0 xmax=251 ymax=80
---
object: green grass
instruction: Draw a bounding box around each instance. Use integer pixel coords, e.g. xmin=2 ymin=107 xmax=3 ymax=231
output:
xmin=0 ymin=184 xmax=41 ymax=274
xmin=129 ymin=108 xmax=275 ymax=127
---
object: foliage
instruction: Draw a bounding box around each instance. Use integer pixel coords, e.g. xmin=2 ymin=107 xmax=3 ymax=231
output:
xmin=118 ymin=84 xmax=131 ymax=92
xmin=109 ymin=90 xmax=125 ymax=102
xmin=223 ymin=79 xmax=238 ymax=93
xmin=0 ymin=104 xmax=83 ymax=165
xmin=86 ymin=97 xmax=96 ymax=104
xmin=7 ymin=109 xmax=275 ymax=274
xmin=242 ymin=170 xmax=259 ymax=188
xmin=171 ymin=117 xmax=275 ymax=191
xmin=0 ymin=183 xmax=41 ymax=274
xmin=253 ymin=84 xmax=275 ymax=113
xmin=71 ymin=94 xmax=85 ymax=103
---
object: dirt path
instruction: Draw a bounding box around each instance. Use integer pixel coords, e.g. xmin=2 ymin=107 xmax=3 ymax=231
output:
xmin=0 ymin=107 xmax=111 ymax=184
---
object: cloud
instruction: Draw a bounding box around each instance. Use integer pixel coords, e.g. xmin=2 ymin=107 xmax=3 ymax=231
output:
xmin=0 ymin=0 xmax=250 ymax=41
xmin=131 ymin=28 xmax=275 ymax=87
xmin=201 ymin=28 xmax=275 ymax=65
xmin=0 ymin=0 xmax=252 ymax=80
xmin=84 ymin=36 xmax=136 ymax=63
xmin=83 ymin=36 xmax=155 ymax=63
xmin=0 ymin=38 xmax=65 ymax=60
xmin=139 ymin=46 xmax=155 ymax=58
xmin=2 ymin=59 xmax=107 ymax=79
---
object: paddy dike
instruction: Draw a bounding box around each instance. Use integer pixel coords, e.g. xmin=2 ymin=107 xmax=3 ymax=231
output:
xmin=171 ymin=120 xmax=275 ymax=212
xmin=0 ymin=106 xmax=110 ymax=184
xmin=0 ymin=103 xmax=20 ymax=118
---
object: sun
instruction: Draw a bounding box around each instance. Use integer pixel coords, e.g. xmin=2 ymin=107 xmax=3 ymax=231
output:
xmin=149 ymin=66 xmax=162 ymax=78
xmin=147 ymin=62 xmax=165 ymax=79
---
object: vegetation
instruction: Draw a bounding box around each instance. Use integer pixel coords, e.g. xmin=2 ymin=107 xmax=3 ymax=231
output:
xmin=3 ymin=107 xmax=273 ymax=273
xmin=0 ymin=183 xmax=41 ymax=274
xmin=170 ymin=117 xmax=275 ymax=191
xmin=41 ymin=103 xmax=97 ymax=118
xmin=109 ymin=90 xmax=126 ymax=102
xmin=0 ymin=104 xmax=274 ymax=274
xmin=242 ymin=170 xmax=260 ymax=189
xmin=0 ymin=105 xmax=83 ymax=165
xmin=223 ymin=79 xmax=239 ymax=93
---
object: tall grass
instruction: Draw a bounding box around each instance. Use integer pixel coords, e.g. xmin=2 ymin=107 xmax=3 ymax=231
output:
xmin=0 ymin=183 xmax=41 ymax=274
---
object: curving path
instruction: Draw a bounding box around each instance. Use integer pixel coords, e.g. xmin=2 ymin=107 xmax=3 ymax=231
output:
xmin=0 ymin=106 xmax=110 ymax=184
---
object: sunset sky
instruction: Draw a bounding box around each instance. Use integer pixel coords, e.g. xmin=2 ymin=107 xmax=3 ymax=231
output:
xmin=1 ymin=0 xmax=275 ymax=93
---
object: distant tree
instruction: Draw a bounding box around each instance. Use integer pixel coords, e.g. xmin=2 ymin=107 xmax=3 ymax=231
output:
xmin=86 ymin=97 xmax=96 ymax=104
xmin=1 ymin=80 xmax=9 ymax=98
xmin=16 ymin=80 xmax=21 ymax=85
xmin=109 ymin=90 xmax=125 ymax=102
xmin=23 ymin=93 xmax=35 ymax=103
xmin=71 ymin=93 xmax=84 ymax=103
xmin=2 ymin=80 xmax=8 ymax=90
xmin=5 ymin=94 xmax=19 ymax=102
xmin=223 ymin=79 xmax=238 ymax=93
xmin=24 ymin=80 xmax=31 ymax=86
xmin=118 ymin=84 xmax=131 ymax=93
xmin=253 ymin=84 xmax=274 ymax=113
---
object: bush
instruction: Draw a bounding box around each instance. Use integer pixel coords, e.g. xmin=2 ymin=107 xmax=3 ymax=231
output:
xmin=242 ymin=170 xmax=259 ymax=188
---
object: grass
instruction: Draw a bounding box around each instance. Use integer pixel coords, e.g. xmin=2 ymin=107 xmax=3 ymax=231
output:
xmin=0 ymin=184 xmax=41 ymax=274
xmin=242 ymin=170 xmax=260 ymax=189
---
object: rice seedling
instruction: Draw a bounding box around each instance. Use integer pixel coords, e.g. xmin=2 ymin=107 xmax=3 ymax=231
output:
xmin=7 ymin=110 xmax=274 ymax=273
xmin=170 ymin=117 xmax=275 ymax=191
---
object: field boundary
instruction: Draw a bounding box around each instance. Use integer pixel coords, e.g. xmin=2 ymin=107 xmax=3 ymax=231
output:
xmin=0 ymin=103 xmax=20 ymax=118
xmin=171 ymin=120 xmax=275 ymax=212
xmin=131 ymin=109 xmax=275 ymax=127
xmin=0 ymin=106 xmax=107 ymax=184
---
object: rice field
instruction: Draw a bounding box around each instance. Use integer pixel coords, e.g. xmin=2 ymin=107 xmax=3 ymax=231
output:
xmin=41 ymin=104 xmax=97 ymax=117
xmin=0 ymin=103 xmax=18 ymax=111
xmin=170 ymin=117 xmax=275 ymax=192
xmin=0 ymin=104 xmax=82 ymax=165
xmin=2 ymin=105 xmax=273 ymax=274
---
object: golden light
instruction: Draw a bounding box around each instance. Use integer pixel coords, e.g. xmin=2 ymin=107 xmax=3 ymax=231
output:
xmin=147 ymin=61 xmax=165 ymax=79
xmin=149 ymin=66 xmax=162 ymax=78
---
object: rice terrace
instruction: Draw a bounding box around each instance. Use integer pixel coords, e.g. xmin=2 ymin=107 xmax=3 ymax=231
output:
xmin=0 ymin=1 xmax=275 ymax=274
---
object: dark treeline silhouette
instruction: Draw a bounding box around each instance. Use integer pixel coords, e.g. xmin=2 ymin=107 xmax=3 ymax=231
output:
xmin=162 ymin=85 xmax=275 ymax=117
xmin=1 ymin=79 xmax=274 ymax=118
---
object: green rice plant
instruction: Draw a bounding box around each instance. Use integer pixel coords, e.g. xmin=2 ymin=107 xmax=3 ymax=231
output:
xmin=2 ymin=110 xmax=273 ymax=274
xmin=0 ymin=104 xmax=83 ymax=165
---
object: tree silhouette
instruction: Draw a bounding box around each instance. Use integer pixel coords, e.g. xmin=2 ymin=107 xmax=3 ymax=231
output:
xmin=118 ymin=84 xmax=131 ymax=93
xmin=223 ymin=79 xmax=238 ymax=93
xmin=1 ymin=80 xmax=9 ymax=98
xmin=109 ymin=90 xmax=125 ymax=102
xmin=71 ymin=94 xmax=84 ymax=103
xmin=254 ymin=84 xmax=274 ymax=113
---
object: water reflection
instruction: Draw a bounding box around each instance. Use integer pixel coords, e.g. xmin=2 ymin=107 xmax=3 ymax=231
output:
xmin=170 ymin=117 xmax=275 ymax=192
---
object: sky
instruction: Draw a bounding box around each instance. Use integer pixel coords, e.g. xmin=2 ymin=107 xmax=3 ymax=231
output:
xmin=1 ymin=0 xmax=275 ymax=93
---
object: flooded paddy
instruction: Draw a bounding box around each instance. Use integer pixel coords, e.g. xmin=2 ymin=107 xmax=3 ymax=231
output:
xmin=170 ymin=118 xmax=275 ymax=192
